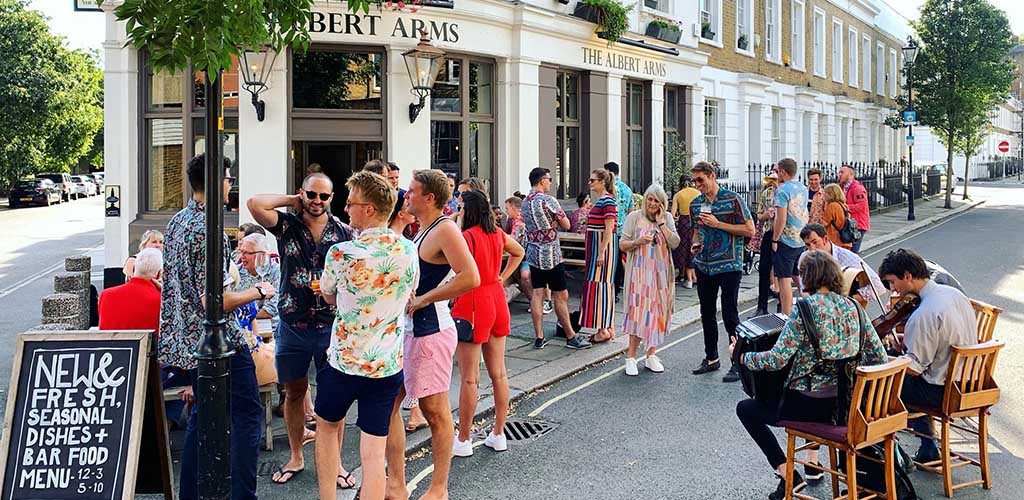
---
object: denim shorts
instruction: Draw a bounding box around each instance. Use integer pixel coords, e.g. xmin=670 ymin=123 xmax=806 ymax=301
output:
xmin=772 ymin=243 xmax=803 ymax=279
xmin=314 ymin=367 xmax=403 ymax=436
xmin=274 ymin=321 xmax=331 ymax=384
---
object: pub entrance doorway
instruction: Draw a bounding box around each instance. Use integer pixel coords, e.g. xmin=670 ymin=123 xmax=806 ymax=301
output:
xmin=292 ymin=141 xmax=383 ymax=221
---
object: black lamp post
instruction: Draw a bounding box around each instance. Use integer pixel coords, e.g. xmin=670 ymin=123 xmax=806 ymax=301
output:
xmin=403 ymin=31 xmax=446 ymax=123
xmin=902 ymin=36 xmax=919 ymax=221
xmin=240 ymin=45 xmax=279 ymax=122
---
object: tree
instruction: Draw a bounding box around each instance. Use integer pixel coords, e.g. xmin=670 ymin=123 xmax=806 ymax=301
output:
xmin=0 ymin=0 xmax=103 ymax=189
xmin=952 ymin=109 xmax=991 ymax=200
xmin=912 ymin=0 xmax=1015 ymax=208
xmin=663 ymin=131 xmax=692 ymax=192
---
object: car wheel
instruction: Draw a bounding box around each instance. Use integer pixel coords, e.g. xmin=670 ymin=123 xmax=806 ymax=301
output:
xmin=44 ymin=195 xmax=51 ymax=207
xmin=8 ymin=201 xmax=16 ymax=209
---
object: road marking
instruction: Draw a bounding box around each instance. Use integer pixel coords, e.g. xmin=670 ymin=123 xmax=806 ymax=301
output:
xmin=0 ymin=242 xmax=104 ymax=300
xmin=402 ymin=203 xmax=979 ymax=491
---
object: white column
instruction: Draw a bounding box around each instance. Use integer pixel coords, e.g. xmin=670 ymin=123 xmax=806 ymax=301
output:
xmin=650 ymin=81 xmax=665 ymax=186
xmin=386 ymin=48 xmax=431 ymax=190
xmin=508 ymin=58 xmax=541 ymax=194
xmin=606 ymin=74 xmax=624 ymax=167
xmin=101 ymin=7 xmax=139 ymax=269
xmin=239 ymin=49 xmax=289 ymax=225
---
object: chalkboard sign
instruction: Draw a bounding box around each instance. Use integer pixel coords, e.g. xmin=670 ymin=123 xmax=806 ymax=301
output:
xmin=0 ymin=332 xmax=154 ymax=500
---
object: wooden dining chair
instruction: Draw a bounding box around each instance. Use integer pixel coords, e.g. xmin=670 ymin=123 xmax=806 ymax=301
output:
xmin=905 ymin=340 xmax=1004 ymax=497
xmin=780 ymin=357 xmax=911 ymax=500
xmin=969 ymin=299 xmax=1002 ymax=343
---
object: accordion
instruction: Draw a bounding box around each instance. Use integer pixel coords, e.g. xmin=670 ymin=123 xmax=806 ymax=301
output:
xmin=732 ymin=313 xmax=791 ymax=403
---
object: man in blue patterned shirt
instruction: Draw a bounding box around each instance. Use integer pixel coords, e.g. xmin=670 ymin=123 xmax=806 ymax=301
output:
xmin=160 ymin=154 xmax=276 ymax=500
xmin=688 ymin=162 xmax=754 ymax=381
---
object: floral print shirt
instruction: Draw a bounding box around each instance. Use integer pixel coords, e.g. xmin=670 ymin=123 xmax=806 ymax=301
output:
xmin=522 ymin=190 xmax=566 ymax=270
xmin=320 ymin=227 xmax=418 ymax=378
xmin=744 ymin=292 xmax=889 ymax=393
xmin=267 ymin=211 xmax=353 ymax=330
xmin=159 ymin=199 xmax=242 ymax=370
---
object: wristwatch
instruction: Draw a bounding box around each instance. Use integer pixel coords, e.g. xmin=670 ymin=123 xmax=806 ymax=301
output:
xmin=658 ymin=222 xmax=666 ymax=227
xmin=255 ymin=285 xmax=266 ymax=300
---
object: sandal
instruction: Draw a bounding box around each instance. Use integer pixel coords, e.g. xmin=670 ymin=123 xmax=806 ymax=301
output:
xmin=337 ymin=472 xmax=357 ymax=490
xmin=302 ymin=428 xmax=316 ymax=446
xmin=589 ymin=334 xmax=613 ymax=344
xmin=270 ymin=467 xmax=304 ymax=484
xmin=405 ymin=420 xmax=428 ymax=432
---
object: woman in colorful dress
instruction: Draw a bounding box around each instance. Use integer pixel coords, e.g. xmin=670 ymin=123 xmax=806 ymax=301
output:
xmin=451 ymin=189 xmax=524 ymax=456
xmin=670 ymin=174 xmax=700 ymax=288
xmin=581 ymin=168 xmax=619 ymax=344
xmin=620 ymin=185 xmax=680 ymax=375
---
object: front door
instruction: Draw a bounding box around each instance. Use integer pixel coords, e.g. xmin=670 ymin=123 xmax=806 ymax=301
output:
xmin=293 ymin=141 xmax=383 ymax=222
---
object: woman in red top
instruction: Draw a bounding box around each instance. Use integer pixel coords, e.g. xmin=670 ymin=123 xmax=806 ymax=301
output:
xmin=451 ymin=189 xmax=525 ymax=457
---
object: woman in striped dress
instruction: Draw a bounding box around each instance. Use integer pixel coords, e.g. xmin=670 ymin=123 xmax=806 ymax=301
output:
xmin=619 ymin=185 xmax=680 ymax=375
xmin=581 ymin=168 xmax=619 ymax=343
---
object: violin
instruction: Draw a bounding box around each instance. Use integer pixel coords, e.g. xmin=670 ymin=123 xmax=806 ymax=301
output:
xmin=871 ymin=292 xmax=921 ymax=341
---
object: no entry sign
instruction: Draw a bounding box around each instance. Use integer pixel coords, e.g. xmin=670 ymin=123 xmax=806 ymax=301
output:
xmin=998 ymin=141 xmax=1010 ymax=153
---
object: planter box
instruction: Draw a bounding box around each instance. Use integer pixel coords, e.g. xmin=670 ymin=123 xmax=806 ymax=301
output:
xmin=573 ymin=3 xmax=602 ymax=23
xmin=645 ymin=23 xmax=681 ymax=44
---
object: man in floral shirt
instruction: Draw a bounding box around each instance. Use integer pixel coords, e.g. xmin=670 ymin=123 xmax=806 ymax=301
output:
xmin=161 ymin=154 xmax=276 ymax=500
xmin=247 ymin=172 xmax=354 ymax=486
xmin=315 ymin=171 xmax=417 ymax=500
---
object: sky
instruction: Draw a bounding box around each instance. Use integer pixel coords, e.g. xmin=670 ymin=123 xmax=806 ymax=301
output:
xmin=28 ymin=0 xmax=1024 ymax=54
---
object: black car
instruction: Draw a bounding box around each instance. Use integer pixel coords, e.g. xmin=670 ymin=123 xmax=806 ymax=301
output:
xmin=9 ymin=179 xmax=62 ymax=208
xmin=36 ymin=173 xmax=76 ymax=201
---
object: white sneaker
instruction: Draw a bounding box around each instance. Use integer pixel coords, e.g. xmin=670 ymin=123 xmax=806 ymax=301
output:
xmin=542 ymin=300 xmax=554 ymax=315
xmin=483 ymin=432 xmax=508 ymax=452
xmin=683 ymin=280 xmax=693 ymax=289
xmin=625 ymin=358 xmax=639 ymax=376
xmin=645 ymin=355 xmax=665 ymax=373
xmin=452 ymin=436 xmax=473 ymax=457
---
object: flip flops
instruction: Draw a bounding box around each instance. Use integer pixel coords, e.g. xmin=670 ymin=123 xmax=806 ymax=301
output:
xmin=337 ymin=472 xmax=357 ymax=490
xmin=270 ymin=467 xmax=304 ymax=484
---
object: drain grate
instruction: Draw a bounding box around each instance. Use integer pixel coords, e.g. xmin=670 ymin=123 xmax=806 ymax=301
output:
xmin=500 ymin=418 xmax=557 ymax=442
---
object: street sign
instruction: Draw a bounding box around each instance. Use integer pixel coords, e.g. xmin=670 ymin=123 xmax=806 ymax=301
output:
xmin=998 ymin=140 xmax=1010 ymax=153
xmin=902 ymin=110 xmax=918 ymax=126
xmin=104 ymin=185 xmax=120 ymax=218
xmin=906 ymin=135 xmax=915 ymax=147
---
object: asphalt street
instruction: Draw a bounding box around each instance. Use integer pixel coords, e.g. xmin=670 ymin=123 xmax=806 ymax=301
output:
xmin=0 ymin=195 xmax=104 ymax=413
xmin=398 ymin=181 xmax=1024 ymax=500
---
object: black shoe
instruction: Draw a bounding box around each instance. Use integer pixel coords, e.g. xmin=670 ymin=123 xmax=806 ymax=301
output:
xmin=565 ymin=335 xmax=592 ymax=350
xmin=912 ymin=447 xmax=940 ymax=464
xmin=803 ymin=461 xmax=825 ymax=481
xmin=768 ymin=470 xmax=806 ymax=500
xmin=534 ymin=337 xmax=549 ymax=349
xmin=722 ymin=365 xmax=742 ymax=383
xmin=749 ymin=308 xmax=769 ymax=319
xmin=692 ymin=359 xmax=721 ymax=375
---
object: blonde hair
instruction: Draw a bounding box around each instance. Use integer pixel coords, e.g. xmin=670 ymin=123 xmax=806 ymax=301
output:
xmin=412 ymin=169 xmax=452 ymax=210
xmin=138 ymin=229 xmax=163 ymax=252
xmin=346 ymin=171 xmax=397 ymax=217
xmin=643 ymin=184 xmax=668 ymax=209
xmin=823 ymin=184 xmax=848 ymax=211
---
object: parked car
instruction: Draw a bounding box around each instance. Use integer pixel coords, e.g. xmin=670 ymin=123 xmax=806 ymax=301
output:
xmin=8 ymin=179 xmax=62 ymax=208
xmin=71 ymin=176 xmax=98 ymax=197
xmin=85 ymin=173 xmax=103 ymax=190
xmin=36 ymin=173 xmax=76 ymax=201
xmin=923 ymin=164 xmax=962 ymax=192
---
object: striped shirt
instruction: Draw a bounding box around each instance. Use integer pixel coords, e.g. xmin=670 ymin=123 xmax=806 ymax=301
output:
xmin=587 ymin=193 xmax=618 ymax=230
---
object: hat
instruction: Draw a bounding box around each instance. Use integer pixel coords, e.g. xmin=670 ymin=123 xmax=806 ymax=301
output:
xmin=389 ymin=188 xmax=407 ymax=223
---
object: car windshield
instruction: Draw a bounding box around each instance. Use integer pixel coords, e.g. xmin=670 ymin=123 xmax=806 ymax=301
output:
xmin=15 ymin=181 xmax=38 ymax=188
xmin=38 ymin=175 xmax=62 ymax=183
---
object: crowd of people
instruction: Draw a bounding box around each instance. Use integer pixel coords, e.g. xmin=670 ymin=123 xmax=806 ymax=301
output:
xmin=92 ymin=152 xmax=981 ymax=500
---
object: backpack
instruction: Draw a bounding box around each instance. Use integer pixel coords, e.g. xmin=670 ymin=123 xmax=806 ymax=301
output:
xmin=839 ymin=442 xmax=918 ymax=499
xmin=832 ymin=208 xmax=863 ymax=244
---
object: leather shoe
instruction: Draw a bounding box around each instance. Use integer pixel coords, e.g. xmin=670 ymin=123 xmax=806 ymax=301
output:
xmin=692 ymin=359 xmax=721 ymax=374
xmin=913 ymin=447 xmax=941 ymax=464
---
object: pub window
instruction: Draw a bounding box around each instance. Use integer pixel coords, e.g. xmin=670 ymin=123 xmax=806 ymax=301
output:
xmin=292 ymin=49 xmax=383 ymax=110
xmin=431 ymin=56 xmax=496 ymax=197
xmin=194 ymin=60 xmax=240 ymax=211
xmin=624 ymin=82 xmax=645 ymax=190
xmin=555 ymin=71 xmax=581 ymax=199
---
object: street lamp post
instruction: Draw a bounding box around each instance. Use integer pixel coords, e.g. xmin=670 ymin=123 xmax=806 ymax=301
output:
xmin=903 ymin=36 xmax=919 ymax=221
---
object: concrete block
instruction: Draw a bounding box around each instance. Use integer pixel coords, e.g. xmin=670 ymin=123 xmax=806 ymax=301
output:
xmin=54 ymin=272 xmax=89 ymax=293
xmin=29 ymin=323 xmax=78 ymax=332
xmin=41 ymin=293 xmax=81 ymax=318
xmin=42 ymin=314 xmax=80 ymax=326
xmin=65 ymin=255 xmax=91 ymax=272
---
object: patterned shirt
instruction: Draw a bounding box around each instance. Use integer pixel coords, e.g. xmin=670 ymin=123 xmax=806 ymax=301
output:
xmin=267 ymin=211 xmax=353 ymax=330
xmin=236 ymin=262 xmax=282 ymax=320
xmin=614 ymin=178 xmax=634 ymax=235
xmin=159 ymin=199 xmax=242 ymax=370
xmin=569 ymin=208 xmax=588 ymax=234
xmin=522 ymin=190 xmax=565 ymax=270
xmin=587 ymin=193 xmax=617 ymax=230
xmin=690 ymin=187 xmax=752 ymax=275
xmin=320 ymin=227 xmax=418 ymax=378
xmin=808 ymin=189 xmax=826 ymax=225
xmin=744 ymin=292 xmax=888 ymax=393
xmin=774 ymin=179 xmax=809 ymax=248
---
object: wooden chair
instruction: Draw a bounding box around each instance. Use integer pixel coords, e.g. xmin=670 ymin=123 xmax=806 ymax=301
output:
xmin=780 ymin=357 xmax=911 ymax=500
xmin=905 ymin=340 xmax=1004 ymax=497
xmin=969 ymin=299 xmax=1002 ymax=343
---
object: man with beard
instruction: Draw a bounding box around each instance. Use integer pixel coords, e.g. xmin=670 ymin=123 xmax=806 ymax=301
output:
xmin=247 ymin=174 xmax=355 ymax=488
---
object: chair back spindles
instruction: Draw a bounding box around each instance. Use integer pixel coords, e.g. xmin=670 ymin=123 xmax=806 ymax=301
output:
xmin=970 ymin=299 xmax=1002 ymax=343
xmin=848 ymin=358 xmax=910 ymax=445
xmin=943 ymin=340 xmax=1004 ymax=415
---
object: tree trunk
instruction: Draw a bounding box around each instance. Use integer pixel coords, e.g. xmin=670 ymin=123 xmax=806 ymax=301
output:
xmin=944 ymin=143 xmax=954 ymax=209
xmin=962 ymin=155 xmax=970 ymax=200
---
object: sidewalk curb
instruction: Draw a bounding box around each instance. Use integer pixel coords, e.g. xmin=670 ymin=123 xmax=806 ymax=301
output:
xmin=401 ymin=197 xmax=986 ymax=458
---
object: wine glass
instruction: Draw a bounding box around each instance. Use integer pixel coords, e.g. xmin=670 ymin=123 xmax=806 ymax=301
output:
xmin=254 ymin=252 xmax=271 ymax=282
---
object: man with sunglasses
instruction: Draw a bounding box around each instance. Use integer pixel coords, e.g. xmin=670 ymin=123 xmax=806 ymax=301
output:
xmin=247 ymin=174 xmax=355 ymax=488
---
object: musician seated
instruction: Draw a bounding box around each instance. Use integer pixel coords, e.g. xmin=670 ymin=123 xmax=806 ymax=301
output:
xmin=878 ymin=249 xmax=977 ymax=464
xmin=799 ymin=223 xmax=887 ymax=309
xmin=732 ymin=250 xmax=888 ymax=500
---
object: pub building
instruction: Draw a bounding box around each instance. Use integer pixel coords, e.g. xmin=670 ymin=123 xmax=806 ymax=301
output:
xmin=99 ymin=0 xmax=707 ymax=287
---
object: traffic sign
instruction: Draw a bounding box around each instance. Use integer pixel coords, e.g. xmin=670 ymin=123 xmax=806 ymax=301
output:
xmin=902 ymin=110 xmax=917 ymax=126
xmin=906 ymin=134 xmax=915 ymax=147
xmin=998 ymin=140 xmax=1010 ymax=153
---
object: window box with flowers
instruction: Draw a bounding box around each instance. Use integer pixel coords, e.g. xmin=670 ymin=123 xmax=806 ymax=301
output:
xmin=573 ymin=0 xmax=634 ymax=44
xmin=701 ymin=21 xmax=716 ymax=40
xmin=645 ymin=18 xmax=681 ymax=44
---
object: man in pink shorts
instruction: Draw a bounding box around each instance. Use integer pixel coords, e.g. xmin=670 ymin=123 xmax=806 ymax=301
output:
xmin=385 ymin=169 xmax=480 ymax=500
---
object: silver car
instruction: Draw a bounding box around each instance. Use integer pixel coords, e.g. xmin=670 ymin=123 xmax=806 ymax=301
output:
xmin=71 ymin=176 xmax=98 ymax=197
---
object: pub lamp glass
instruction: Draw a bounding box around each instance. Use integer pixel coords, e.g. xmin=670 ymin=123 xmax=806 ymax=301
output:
xmin=240 ymin=45 xmax=279 ymax=122
xmin=902 ymin=37 xmax=918 ymax=66
xmin=402 ymin=32 xmax=446 ymax=122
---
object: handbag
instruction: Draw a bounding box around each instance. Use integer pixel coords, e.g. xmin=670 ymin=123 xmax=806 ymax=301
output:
xmin=795 ymin=296 xmax=866 ymax=426
xmin=453 ymin=232 xmax=477 ymax=343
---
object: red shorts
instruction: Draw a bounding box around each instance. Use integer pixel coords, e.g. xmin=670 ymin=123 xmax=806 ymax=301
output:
xmin=451 ymin=283 xmax=511 ymax=344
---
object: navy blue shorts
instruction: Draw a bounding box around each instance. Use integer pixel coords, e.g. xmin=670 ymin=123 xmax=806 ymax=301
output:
xmin=314 ymin=367 xmax=404 ymax=437
xmin=275 ymin=321 xmax=331 ymax=384
xmin=772 ymin=243 xmax=803 ymax=279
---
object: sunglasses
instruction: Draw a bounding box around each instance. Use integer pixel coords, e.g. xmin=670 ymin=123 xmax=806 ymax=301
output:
xmin=305 ymin=191 xmax=331 ymax=201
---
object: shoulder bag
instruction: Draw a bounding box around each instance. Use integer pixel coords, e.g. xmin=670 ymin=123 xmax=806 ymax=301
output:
xmin=453 ymin=231 xmax=477 ymax=343
xmin=795 ymin=296 xmax=866 ymax=426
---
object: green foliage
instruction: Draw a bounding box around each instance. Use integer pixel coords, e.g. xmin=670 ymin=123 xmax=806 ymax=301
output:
xmin=911 ymin=0 xmax=1015 ymax=208
xmin=649 ymin=18 xmax=679 ymax=32
xmin=0 ymin=0 xmax=103 ymax=190
xmin=664 ymin=131 xmax=692 ymax=192
xmin=580 ymin=0 xmax=634 ymax=45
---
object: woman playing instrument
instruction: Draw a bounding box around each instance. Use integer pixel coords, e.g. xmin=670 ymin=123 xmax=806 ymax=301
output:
xmin=731 ymin=250 xmax=888 ymax=500
xmin=620 ymin=185 xmax=681 ymax=376
xmin=580 ymin=169 xmax=619 ymax=343
xmin=451 ymin=189 xmax=524 ymax=457
xmin=821 ymin=184 xmax=852 ymax=249
xmin=669 ymin=174 xmax=700 ymax=288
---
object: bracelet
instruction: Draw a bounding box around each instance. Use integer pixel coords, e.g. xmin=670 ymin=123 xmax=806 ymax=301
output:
xmin=771 ymin=240 xmax=779 ymax=244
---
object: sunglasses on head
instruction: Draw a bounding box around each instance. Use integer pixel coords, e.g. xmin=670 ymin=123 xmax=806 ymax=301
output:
xmin=305 ymin=191 xmax=331 ymax=201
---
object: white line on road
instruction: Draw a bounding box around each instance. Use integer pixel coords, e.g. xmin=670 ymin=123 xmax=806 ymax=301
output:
xmin=0 ymin=242 xmax=104 ymax=300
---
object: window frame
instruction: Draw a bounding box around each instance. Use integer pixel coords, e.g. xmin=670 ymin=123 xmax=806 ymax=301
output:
xmin=848 ymin=27 xmax=859 ymax=89
xmin=704 ymin=98 xmax=721 ymax=165
xmin=812 ymin=8 xmax=826 ymax=78
xmin=765 ymin=0 xmax=782 ymax=63
xmin=623 ymin=80 xmax=646 ymax=190
xmin=862 ymin=35 xmax=872 ymax=93
xmin=790 ymin=0 xmax=806 ymax=71
xmin=876 ymin=41 xmax=885 ymax=96
xmin=289 ymin=45 xmax=387 ymax=116
xmin=831 ymin=18 xmax=844 ymax=83
xmin=429 ymin=54 xmax=496 ymax=197
xmin=699 ymin=0 xmax=723 ymax=46
xmin=889 ymin=48 xmax=898 ymax=98
xmin=735 ymin=0 xmax=755 ymax=57
xmin=771 ymin=107 xmax=784 ymax=162
xmin=555 ymin=69 xmax=582 ymax=199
